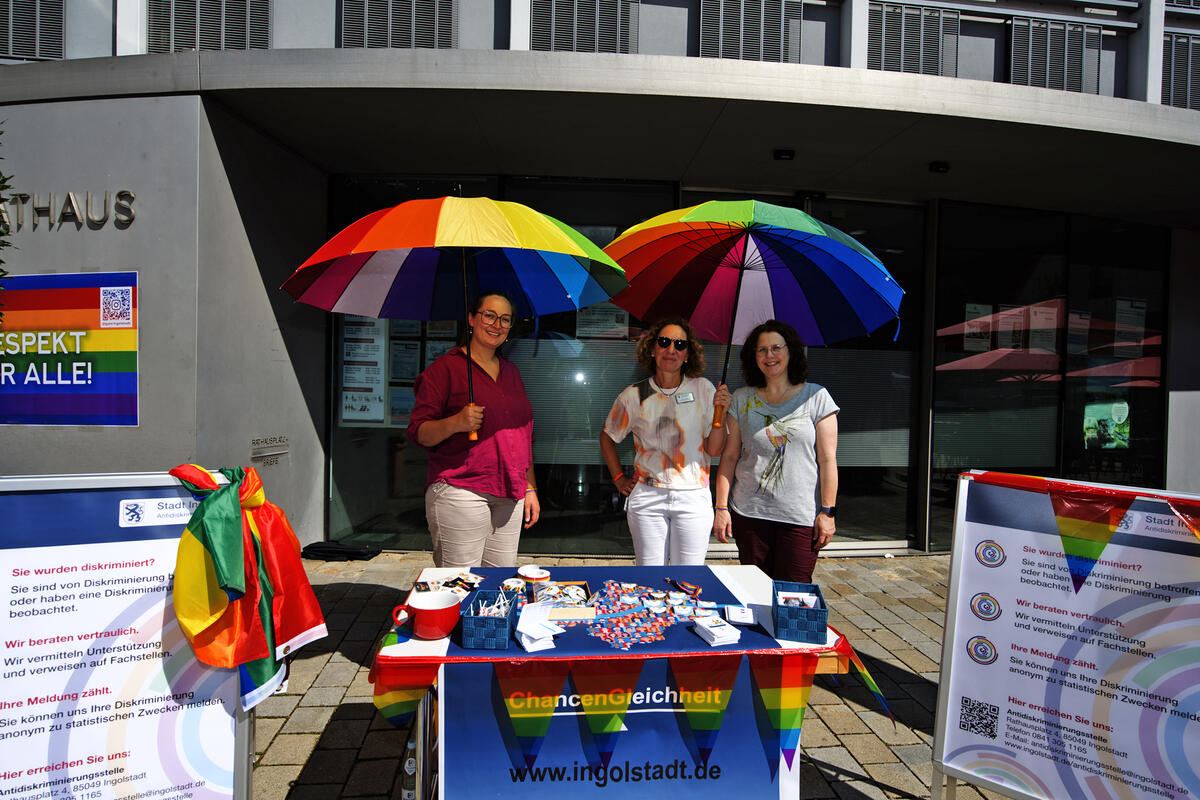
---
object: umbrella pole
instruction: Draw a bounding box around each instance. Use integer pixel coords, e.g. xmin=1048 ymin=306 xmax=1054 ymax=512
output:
xmin=713 ymin=235 xmax=749 ymax=428
xmin=462 ymin=249 xmax=478 ymax=442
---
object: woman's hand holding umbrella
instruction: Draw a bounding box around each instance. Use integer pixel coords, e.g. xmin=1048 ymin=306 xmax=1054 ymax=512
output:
xmin=455 ymin=403 xmax=485 ymax=436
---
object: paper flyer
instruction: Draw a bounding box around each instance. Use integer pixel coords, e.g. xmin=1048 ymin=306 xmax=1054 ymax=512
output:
xmin=0 ymin=478 xmax=240 ymax=800
xmin=938 ymin=476 xmax=1200 ymax=800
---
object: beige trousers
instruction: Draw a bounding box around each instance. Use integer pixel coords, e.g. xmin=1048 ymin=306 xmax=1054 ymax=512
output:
xmin=425 ymin=481 xmax=524 ymax=568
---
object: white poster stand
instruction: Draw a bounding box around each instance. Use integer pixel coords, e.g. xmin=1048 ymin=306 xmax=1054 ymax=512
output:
xmin=0 ymin=472 xmax=251 ymax=800
xmin=932 ymin=471 xmax=1200 ymax=800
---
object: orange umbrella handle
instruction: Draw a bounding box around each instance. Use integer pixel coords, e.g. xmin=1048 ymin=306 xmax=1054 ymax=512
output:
xmin=713 ymin=403 xmax=727 ymax=428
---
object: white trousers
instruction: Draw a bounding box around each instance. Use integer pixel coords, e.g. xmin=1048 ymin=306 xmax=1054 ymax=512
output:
xmin=425 ymin=482 xmax=523 ymax=568
xmin=625 ymin=483 xmax=713 ymax=566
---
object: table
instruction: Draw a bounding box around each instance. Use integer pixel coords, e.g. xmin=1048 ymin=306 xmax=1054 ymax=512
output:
xmin=369 ymin=565 xmax=877 ymax=799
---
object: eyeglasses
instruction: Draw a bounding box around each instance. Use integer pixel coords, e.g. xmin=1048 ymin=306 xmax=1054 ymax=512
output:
xmin=476 ymin=309 xmax=514 ymax=328
xmin=656 ymin=336 xmax=689 ymax=351
xmin=755 ymin=344 xmax=788 ymax=358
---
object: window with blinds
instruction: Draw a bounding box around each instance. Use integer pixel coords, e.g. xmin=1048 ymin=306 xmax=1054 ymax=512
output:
xmin=341 ymin=0 xmax=457 ymax=48
xmin=698 ymin=0 xmax=804 ymax=62
xmin=147 ymin=0 xmax=271 ymax=52
xmin=867 ymin=4 xmax=959 ymax=77
xmin=0 ymin=0 xmax=63 ymax=60
xmin=529 ymin=0 xmax=638 ymax=53
xmin=1162 ymin=33 xmax=1200 ymax=109
xmin=1010 ymin=17 xmax=1101 ymax=94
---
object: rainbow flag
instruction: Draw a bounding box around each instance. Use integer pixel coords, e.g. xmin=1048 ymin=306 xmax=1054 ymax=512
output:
xmin=1048 ymin=488 xmax=1134 ymax=591
xmin=569 ymin=658 xmax=646 ymax=766
xmin=667 ymin=654 xmax=742 ymax=764
xmin=846 ymin=646 xmax=895 ymax=726
xmin=370 ymin=648 xmax=439 ymax=727
xmin=0 ymin=272 xmax=138 ymax=425
xmin=1166 ymin=498 xmax=1200 ymax=543
xmin=748 ymin=652 xmax=819 ymax=770
xmin=494 ymin=660 xmax=573 ymax=768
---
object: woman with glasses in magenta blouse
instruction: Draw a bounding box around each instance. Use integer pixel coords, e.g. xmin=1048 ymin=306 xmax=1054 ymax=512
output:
xmin=601 ymin=318 xmax=732 ymax=565
xmin=407 ymin=291 xmax=540 ymax=568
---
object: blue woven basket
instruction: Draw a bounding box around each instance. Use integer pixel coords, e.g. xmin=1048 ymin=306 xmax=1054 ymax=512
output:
xmin=771 ymin=581 xmax=828 ymax=644
xmin=461 ymin=589 xmax=518 ymax=650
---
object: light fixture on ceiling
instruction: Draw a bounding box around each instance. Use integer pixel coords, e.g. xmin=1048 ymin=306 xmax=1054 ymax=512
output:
xmin=773 ymin=149 xmax=795 ymax=161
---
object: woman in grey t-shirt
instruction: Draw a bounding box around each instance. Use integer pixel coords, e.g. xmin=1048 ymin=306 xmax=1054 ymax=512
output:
xmin=712 ymin=320 xmax=839 ymax=582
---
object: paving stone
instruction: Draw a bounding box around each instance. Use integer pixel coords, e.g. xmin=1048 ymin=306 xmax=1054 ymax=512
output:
xmin=814 ymin=705 xmax=873 ymax=734
xmin=300 ymin=686 xmax=347 ymax=707
xmin=800 ymin=759 xmax=838 ymax=798
xmin=255 ymin=694 xmax=300 ymax=718
xmin=284 ymin=656 xmax=330 ymax=695
xmin=251 ymin=765 xmax=301 ymax=800
xmin=259 ymin=734 xmax=319 ymax=766
xmin=317 ymin=718 xmax=371 ymax=749
xmin=858 ymin=711 xmax=923 ymax=745
xmin=841 ymin=733 xmax=900 ymax=764
xmin=890 ymin=743 xmax=933 ymax=768
xmin=285 ymin=784 xmax=345 ymax=800
xmin=806 ymin=746 xmax=869 ymax=782
xmin=892 ymin=648 xmax=939 ymax=674
xmin=280 ymin=706 xmax=337 ymax=734
xmin=832 ymin=778 xmax=890 ymax=799
xmin=294 ymin=748 xmax=359 ymax=784
xmin=254 ymin=717 xmax=285 ymax=755
xmin=359 ymin=728 xmax=410 ymax=760
xmin=343 ymin=758 xmax=401 ymax=797
xmin=864 ymin=761 xmax=928 ymax=797
xmin=314 ymin=661 xmax=362 ymax=688
xmin=799 ymin=716 xmax=840 ymax=747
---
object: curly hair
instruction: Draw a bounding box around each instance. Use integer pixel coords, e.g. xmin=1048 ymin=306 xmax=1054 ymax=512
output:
xmin=634 ymin=317 xmax=706 ymax=378
xmin=739 ymin=319 xmax=808 ymax=387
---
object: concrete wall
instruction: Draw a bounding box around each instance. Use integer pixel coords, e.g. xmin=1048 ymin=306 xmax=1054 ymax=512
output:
xmin=273 ymin=0 xmax=338 ymax=48
xmin=196 ymin=100 xmax=331 ymax=545
xmin=1166 ymin=228 xmax=1200 ymax=495
xmin=1 ymin=96 xmax=202 ymax=474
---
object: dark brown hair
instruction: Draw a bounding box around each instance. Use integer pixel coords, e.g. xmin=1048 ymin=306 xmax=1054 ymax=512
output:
xmin=635 ymin=317 xmax=706 ymax=378
xmin=739 ymin=319 xmax=808 ymax=387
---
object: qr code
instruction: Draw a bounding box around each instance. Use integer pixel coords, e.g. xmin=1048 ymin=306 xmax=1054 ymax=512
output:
xmin=958 ymin=696 xmax=999 ymax=739
xmin=100 ymin=287 xmax=133 ymax=328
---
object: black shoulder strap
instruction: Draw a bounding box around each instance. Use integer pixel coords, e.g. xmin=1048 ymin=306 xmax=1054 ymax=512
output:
xmin=635 ymin=377 xmax=656 ymax=405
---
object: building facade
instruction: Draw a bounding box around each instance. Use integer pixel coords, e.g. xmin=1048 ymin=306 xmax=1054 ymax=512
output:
xmin=1 ymin=0 xmax=1197 ymax=553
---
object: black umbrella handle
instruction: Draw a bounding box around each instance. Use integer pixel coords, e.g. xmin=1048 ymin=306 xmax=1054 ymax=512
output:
xmin=713 ymin=234 xmax=749 ymax=428
xmin=462 ymin=249 xmax=478 ymax=442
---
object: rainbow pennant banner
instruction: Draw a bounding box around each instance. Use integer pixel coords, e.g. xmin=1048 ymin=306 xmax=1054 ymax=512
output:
xmin=0 ymin=271 xmax=138 ymax=425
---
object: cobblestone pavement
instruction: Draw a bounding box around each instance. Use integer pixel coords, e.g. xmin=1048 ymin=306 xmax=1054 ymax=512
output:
xmin=251 ymin=552 xmax=1006 ymax=800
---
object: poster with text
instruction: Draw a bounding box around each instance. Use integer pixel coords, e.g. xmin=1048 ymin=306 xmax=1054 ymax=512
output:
xmin=0 ymin=272 xmax=138 ymax=426
xmin=936 ymin=473 xmax=1200 ymax=800
xmin=0 ymin=476 xmax=240 ymax=800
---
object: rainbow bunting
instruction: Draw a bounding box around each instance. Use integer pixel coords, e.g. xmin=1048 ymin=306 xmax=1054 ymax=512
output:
xmin=846 ymin=646 xmax=895 ymax=726
xmin=494 ymin=660 xmax=572 ymax=767
xmin=1049 ymin=488 xmax=1134 ymax=592
xmin=568 ymin=659 xmax=646 ymax=766
xmin=0 ymin=272 xmax=138 ymax=425
xmin=748 ymin=652 xmax=819 ymax=769
xmin=370 ymin=652 xmax=439 ymax=727
xmin=667 ymin=654 xmax=742 ymax=764
xmin=1166 ymin=498 xmax=1200 ymax=543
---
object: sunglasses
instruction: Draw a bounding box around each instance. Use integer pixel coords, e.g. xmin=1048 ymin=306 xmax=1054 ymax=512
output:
xmin=655 ymin=336 xmax=690 ymax=351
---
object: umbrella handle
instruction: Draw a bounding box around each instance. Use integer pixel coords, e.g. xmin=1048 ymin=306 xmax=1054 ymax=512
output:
xmin=712 ymin=403 xmax=727 ymax=429
xmin=467 ymin=402 xmax=480 ymax=441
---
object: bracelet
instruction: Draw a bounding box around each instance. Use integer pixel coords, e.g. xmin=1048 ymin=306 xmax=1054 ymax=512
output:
xmin=525 ymin=487 xmax=537 ymax=494
xmin=612 ymin=472 xmax=625 ymax=483
xmin=714 ymin=505 xmax=729 ymax=511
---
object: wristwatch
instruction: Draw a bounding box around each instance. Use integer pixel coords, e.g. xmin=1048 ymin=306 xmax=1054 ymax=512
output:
xmin=819 ymin=505 xmax=837 ymax=519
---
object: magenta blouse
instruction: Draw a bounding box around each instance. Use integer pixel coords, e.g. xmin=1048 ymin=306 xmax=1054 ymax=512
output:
xmin=406 ymin=348 xmax=534 ymax=500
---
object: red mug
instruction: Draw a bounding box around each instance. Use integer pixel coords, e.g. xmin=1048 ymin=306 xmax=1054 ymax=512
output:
xmin=393 ymin=590 xmax=462 ymax=640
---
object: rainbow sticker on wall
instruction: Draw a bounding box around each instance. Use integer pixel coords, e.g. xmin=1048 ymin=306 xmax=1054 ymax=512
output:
xmin=0 ymin=271 xmax=138 ymax=426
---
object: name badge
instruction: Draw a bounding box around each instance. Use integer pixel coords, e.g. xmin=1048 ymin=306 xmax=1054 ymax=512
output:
xmin=676 ymin=392 xmax=695 ymax=404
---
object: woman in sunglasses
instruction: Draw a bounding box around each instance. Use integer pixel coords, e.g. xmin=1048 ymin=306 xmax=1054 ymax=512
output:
xmin=601 ymin=318 xmax=732 ymax=565
xmin=711 ymin=320 xmax=838 ymax=583
xmin=407 ymin=291 xmax=539 ymax=568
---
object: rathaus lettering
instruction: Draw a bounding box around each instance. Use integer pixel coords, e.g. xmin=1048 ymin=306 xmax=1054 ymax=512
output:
xmin=1 ymin=191 xmax=136 ymax=231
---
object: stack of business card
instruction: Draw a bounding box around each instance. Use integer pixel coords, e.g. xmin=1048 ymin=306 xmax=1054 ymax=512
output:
xmin=724 ymin=605 xmax=756 ymax=625
xmin=693 ymin=615 xmax=741 ymax=646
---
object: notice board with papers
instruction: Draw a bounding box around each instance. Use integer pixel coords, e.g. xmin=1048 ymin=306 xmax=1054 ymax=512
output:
xmin=932 ymin=471 xmax=1200 ymax=800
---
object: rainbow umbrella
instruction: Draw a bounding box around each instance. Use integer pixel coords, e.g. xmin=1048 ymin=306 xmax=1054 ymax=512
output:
xmin=282 ymin=196 xmax=627 ymax=418
xmin=604 ymin=199 xmax=904 ymax=381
